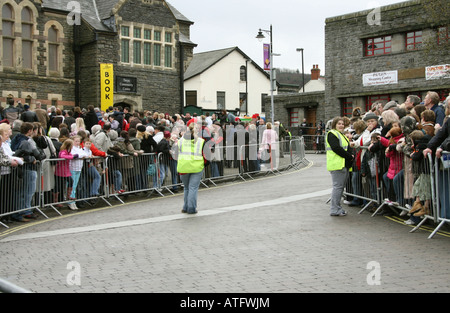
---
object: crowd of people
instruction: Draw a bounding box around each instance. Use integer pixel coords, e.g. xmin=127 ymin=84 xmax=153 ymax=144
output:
xmin=0 ymin=101 xmax=289 ymax=223
xmin=326 ymin=91 xmax=450 ymax=225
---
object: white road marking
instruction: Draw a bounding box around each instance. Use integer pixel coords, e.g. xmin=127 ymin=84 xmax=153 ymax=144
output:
xmin=0 ymin=189 xmax=331 ymax=243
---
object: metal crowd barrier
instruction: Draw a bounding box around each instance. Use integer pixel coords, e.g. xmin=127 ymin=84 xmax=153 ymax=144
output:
xmin=0 ymin=278 xmax=31 ymax=293
xmin=41 ymin=157 xmax=112 ymax=214
xmin=105 ymin=153 xmax=161 ymax=200
xmin=0 ymin=139 xmax=310 ymax=228
xmin=302 ymin=135 xmax=326 ymax=154
xmin=0 ymin=162 xmax=43 ymax=228
xmin=429 ymin=151 xmax=450 ymax=238
xmin=344 ymin=146 xmax=450 ymax=239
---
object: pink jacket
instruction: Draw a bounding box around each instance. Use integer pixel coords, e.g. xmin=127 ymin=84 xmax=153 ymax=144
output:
xmin=55 ymin=150 xmax=75 ymax=177
xmin=381 ymin=134 xmax=404 ymax=180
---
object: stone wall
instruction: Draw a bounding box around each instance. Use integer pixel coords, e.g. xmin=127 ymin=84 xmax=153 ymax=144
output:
xmin=263 ymin=91 xmax=325 ymax=135
xmin=0 ymin=0 xmax=76 ymax=108
xmin=1 ymin=0 xmax=194 ymax=114
xmin=325 ymin=0 xmax=450 ymax=119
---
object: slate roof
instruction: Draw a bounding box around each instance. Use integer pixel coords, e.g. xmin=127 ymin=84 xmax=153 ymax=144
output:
xmin=184 ymin=47 xmax=269 ymax=81
xmin=41 ymin=0 xmax=193 ymax=32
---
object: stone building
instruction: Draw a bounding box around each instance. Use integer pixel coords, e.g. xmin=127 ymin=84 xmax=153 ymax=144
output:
xmin=0 ymin=0 xmax=195 ymax=113
xmin=264 ymin=65 xmax=325 ymax=136
xmin=325 ymin=0 xmax=449 ymax=119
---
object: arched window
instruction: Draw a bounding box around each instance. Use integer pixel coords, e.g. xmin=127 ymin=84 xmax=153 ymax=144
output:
xmin=48 ymin=26 xmax=59 ymax=72
xmin=21 ymin=7 xmax=33 ymax=69
xmin=240 ymin=65 xmax=247 ymax=81
xmin=2 ymin=4 xmax=15 ymax=67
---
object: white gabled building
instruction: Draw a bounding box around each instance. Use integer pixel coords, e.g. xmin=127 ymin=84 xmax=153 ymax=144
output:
xmin=183 ymin=47 xmax=276 ymax=117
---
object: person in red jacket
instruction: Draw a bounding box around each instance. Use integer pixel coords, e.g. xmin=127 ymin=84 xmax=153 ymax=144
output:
xmin=380 ymin=126 xmax=404 ymax=205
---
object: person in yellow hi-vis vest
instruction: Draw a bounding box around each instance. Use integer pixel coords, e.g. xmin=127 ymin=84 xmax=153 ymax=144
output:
xmin=177 ymin=122 xmax=206 ymax=214
xmin=326 ymin=117 xmax=354 ymax=216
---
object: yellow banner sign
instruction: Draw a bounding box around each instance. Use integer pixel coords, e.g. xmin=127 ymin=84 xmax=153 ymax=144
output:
xmin=100 ymin=63 xmax=114 ymax=111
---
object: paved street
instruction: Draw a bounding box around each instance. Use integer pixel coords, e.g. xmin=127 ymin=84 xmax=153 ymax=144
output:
xmin=1 ymin=154 xmax=450 ymax=295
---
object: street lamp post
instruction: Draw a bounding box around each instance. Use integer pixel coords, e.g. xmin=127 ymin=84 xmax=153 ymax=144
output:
xmin=256 ymin=25 xmax=275 ymax=123
xmin=296 ymin=48 xmax=305 ymax=93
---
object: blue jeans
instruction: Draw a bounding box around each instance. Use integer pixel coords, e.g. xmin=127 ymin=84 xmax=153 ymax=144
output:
xmin=180 ymin=170 xmax=203 ymax=213
xmin=13 ymin=169 xmax=36 ymax=219
xmin=88 ymin=166 xmax=101 ymax=196
xmin=70 ymin=171 xmax=81 ymax=199
xmin=113 ymin=170 xmax=122 ymax=191
xmin=159 ymin=163 xmax=168 ymax=188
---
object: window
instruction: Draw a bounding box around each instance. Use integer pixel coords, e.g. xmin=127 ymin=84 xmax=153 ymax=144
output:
xmin=48 ymin=26 xmax=59 ymax=72
xmin=185 ymin=91 xmax=197 ymax=106
xmin=366 ymin=95 xmax=390 ymax=112
xmin=341 ymin=100 xmax=353 ymax=117
xmin=365 ymin=36 xmax=392 ymax=56
xmin=154 ymin=44 xmax=161 ymax=66
xmin=120 ymin=25 xmax=174 ymax=68
xmin=121 ymin=26 xmax=130 ymax=63
xmin=240 ymin=66 xmax=247 ymax=81
xmin=121 ymin=39 xmax=130 ymax=63
xmin=154 ymin=31 xmax=161 ymax=41
xmin=21 ymin=7 xmax=33 ymax=69
xmin=438 ymin=26 xmax=449 ymax=45
xmin=144 ymin=29 xmax=151 ymax=40
xmin=406 ymin=31 xmax=422 ymax=51
xmin=217 ymin=92 xmax=225 ymax=110
xmin=133 ymin=27 xmax=141 ymax=39
xmin=290 ymin=108 xmax=300 ymax=127
xmin=144 ymin=42 xmax=151 ymax=65
xmin=133 ymin=41 xmax=141 ymax=64
xmin=239 ymin=93 xmax=247 ymax=113
xmin=164 ymin=45 xmax=172 ymax=67
xmin=437 ymin=89 xmax=450 ymax=102
xmin=121 ymin=26 xmax=129 ymax=37
xmin=2 ymin=4 xmax=15 ymax=67
xmin=165 ymin=32 xmax=172 ymax=43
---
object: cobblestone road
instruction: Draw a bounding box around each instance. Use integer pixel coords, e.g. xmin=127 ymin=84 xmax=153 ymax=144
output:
xmin=1 ymin=154 xmax=450 ymax=295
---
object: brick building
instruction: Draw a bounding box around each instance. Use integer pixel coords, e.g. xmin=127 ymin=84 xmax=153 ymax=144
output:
xmin=0 ymin=0 xmax=195 ymax=113
xmin=325 ymin=0 xmax=449 ymax=119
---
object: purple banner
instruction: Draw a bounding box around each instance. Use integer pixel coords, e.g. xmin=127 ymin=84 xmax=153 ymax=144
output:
xmin=263 ymin=44 xmax=271 ymax=71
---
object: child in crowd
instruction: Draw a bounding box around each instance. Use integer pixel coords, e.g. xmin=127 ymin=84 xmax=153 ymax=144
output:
xmin=54 ymin=139 xmax=78 ymax=208
xmin=381 ymin=126 xmax=404 ymax=205
xmin=68 ymin=135 xmax=88 ymax=210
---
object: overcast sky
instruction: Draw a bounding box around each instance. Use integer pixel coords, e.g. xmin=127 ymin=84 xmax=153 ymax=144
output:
xmin=168 ymin=0 xmax=409 ymax=74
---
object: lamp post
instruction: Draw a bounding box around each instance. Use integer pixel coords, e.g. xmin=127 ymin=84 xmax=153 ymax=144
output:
xmin=256 ymin=25 xmax=276 ymax=123
xmin=296 ymin=48 xmax=305 ymax=93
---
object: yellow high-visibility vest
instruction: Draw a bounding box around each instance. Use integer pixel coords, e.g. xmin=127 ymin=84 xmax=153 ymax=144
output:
xmin=326 ymin=129 xmax=349 ymax=171
xmin=177 ymin=137 xmax=205 ymax=173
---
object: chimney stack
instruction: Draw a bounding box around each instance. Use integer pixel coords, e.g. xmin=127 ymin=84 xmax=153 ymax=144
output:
xmin=311 ymin=64 xmax=321 ymax=80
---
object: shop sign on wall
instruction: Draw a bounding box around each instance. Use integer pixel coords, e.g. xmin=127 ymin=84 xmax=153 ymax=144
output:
xmin=363 ymin=71 xmax=398 ymax=87
xmin=426 ymin=64 xmax=450 ymax=80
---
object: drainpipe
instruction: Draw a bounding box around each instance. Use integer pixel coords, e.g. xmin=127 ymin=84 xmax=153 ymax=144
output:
xmin=179 ymin=42 xmax=185 ymax=114
xmin=73 ymin=24 xmax=81 ymax=107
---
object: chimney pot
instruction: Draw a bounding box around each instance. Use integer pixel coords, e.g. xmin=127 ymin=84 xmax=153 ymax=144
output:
xmin=311 ymin=65 xmax=320 ymax=80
